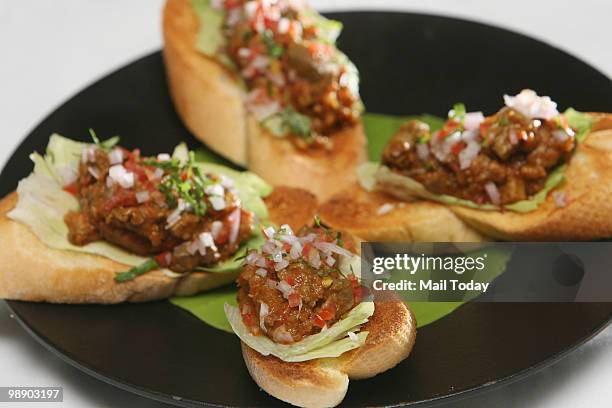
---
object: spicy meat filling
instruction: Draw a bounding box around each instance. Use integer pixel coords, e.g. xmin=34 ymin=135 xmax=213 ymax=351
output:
xmin=64 ymin=144 xmax=254 ymax=272
xmin=237 ymin=224 xmax=360 ymax=344
xmin=382 ymin=96 xmax=576 ymax=206
xmin=220 ymin=0 xmax=361 ymax=146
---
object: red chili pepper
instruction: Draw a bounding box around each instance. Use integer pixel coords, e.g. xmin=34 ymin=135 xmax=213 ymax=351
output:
xmin=63 ymin=182 xmax=79 ymax=196
xmin=154 ymin=251 xmax=172 ymax=267
xmin=312 ymin=314 xmax=326 ymax=328
xmin=287 ymin=293 xmax=301 ymax=308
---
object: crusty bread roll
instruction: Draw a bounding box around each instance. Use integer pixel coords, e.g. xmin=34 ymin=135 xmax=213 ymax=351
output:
xmin=162 ymin=0 xmax=367 ymax=200
xmin=0 ymin=186 xmax=317 ymax=304
xmin=318 ymin=183 xmax=488 ymax=243
xmin=447 ymin=114 xmax=612 ymax=240
xmin=241 ymin=301 xmax=416 ymax=408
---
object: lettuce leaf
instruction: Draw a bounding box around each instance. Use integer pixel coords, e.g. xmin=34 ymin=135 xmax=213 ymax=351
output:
xmin=224 ymin=301 xmax=373 ymax=362
xmin=192 ymin=0 xmax=226 ymax=57
xmin=8 ymin=135 xmax=271 ymax=275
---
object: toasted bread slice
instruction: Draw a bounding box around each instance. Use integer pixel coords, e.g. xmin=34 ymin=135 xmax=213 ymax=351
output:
xmin=448 ymin=114 xmax=612 ymax=240
xmin=0 ymin=186 xmax=317 ymax=303
xmin=162 ymin=0 xmax=367 ymax=200
xmin=241 ymin=301 xmax=416 ymax=407
xmin=318 ymin=183 xmax=488 ymax=243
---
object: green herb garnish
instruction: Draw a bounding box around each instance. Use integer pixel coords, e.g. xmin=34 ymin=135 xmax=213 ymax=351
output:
xmin=262 ymin=30 xmax=284 ymax=59
xmin=88 ymin=128 xmax=120 ymax=151
xmin=448 ymin=103 xmax=466 ymax=123
xmin=115 ymin=258 xmax=159 ymax=282
xmin=282 ymin=108 xmax=312 ymax=137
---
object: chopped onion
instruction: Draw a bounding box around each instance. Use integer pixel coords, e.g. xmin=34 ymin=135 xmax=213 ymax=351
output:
xmin=136 ymin=190 xmax=150 ymax=204
xmin=553 ymin=191 xmax=567 ymax=208
xmin=265 ymin=279 xmax=278 ymax=289
xmin=87 ymin=166 xmax=101 ymax=180
xmin=153 ymin=168 xmax=164 ymax=179
xmin=259 ymin=302 xmax=269 ymax=333
xmin=58 ymin=166 xmax=78 ymax=186
xmin=272 ymin=325 xmax=293 ymax=344
xmin=553 ymin=130 xmax=570 ymax=142
xmin=157 ymin=153 xmax=171 ymax=161
xmin=458 ymin=140 xmax=481 ymax=170
xmin=108 ymin=148 xmax=124 ymax=165
xmin=209 ymin=196 xmax=226 ymax=211
xmin=108 ymin=164 xmax=135 ymax=189
xmin=263 ymin=226 xmax=276 ymax=239
xmin=484 ymin=182 xmax=501 ymax=205
xmin=376 ymin=203 xmax=395 ymax=216
xmin=277 ymin=280 xmax=294 ymax=298
xmin=313 ymin=242 xmax=353 ymax=258
xmin=255 ymin=268 xmax=268 ymax=277
xmin=308 ymin=248 xmax=321 ymax=269
xmin=503 ymin=89 xmax=559 ymax=120
xmin=237 ymin=47 xmax=251 ymax=59
xmin=277 ymin=17 xmax=290 ymax=34
xmin=416 ymin=143 xmax=429 ymax=161
xmin=209 ymin=221 xmax=222 ymax=241
xmin=205 ymin=184 xmax=225 ymax=197
xmin=227 ymin=208 xmax=241 ymax=245
xmin=347 ymin=331 xmax=358 ymax=342
xmin=256 ymin=257 xmax=268 ymax=268
xmin=274 ymin=259 xmax=289 ymax=271
xmin=245 ymin=250 xmax=259 ymax=265
xmin=325 ymin=255 xmax=336 ymax=267
xmin=463 ymin=112 xmax=485 ymax=131
xmin=289 ymin=241 xmax=303 ymax=259
xmin=81 ymin=146 xmax=96 ymax=163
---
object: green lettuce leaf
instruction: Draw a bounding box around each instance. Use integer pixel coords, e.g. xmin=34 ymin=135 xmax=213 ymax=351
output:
xmin=192 ymin=0 xmax=226 ymax=57
xmin=224 ymin=301 xmax=372 ymax=362
xmin=565 ymin=108 xmax=593 ymax=142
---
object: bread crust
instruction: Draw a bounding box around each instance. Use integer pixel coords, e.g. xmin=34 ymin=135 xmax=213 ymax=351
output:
xmin=318 ymin=183 xmax=488 ymax=242
xmin=162 ymin=0 xmax=367 ymax=200
xmin=0 ymin=186 xmax=317 ymax=304
xmin=241 ymin=301 xmax=415 ymax=407
xmin=448 ymin=114 xmax=612 ymax=240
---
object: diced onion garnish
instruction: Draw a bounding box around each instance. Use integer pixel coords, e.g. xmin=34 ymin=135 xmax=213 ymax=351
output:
xmin=376 ymin=203 xmax=395 ymax=216
xmin=484 ymin=181 xmax=501 ymax=205
xmin=274 ymin=259 xmax=289 ymax=271
xmin=227 ymin=208 xmax=242 ymax=245
xmin=553 ymin=130 xmax=570 ymax=142
xmin=57 ymin=166 xmax=78 ymax=187
xmin=463 ymin=112 xmax=485 ymax=131
xmin=347 ymin=331 xmax=358 ymax=342
xmin=108 ymin=164 xmax=135 ymax=189
xmin=314 ymin=241 xmax=353 ymax=258
xmin=277 ymin=280 xmax=294 ymax=298
xmin=210 ymin=220 xmax=223 ymax=240
xmin=255 ymin=268 xmax=268 ymax=277
xmin=87 ymin=166 xmax=101 ymax=180
xmin=458 ymin=140 xmax=481 ymax=170
xmin=108 ymin=148 xmax=124 ymax=165
xmin=553 ymin=191 xmax=567 ymax=208
xmin=157 ymin=153 xmax=171 ymax=161
xmin=209 ymin=196 xmax=226 ymax=211
xmin=263 ymin=226 xmax=276 ymax=238
xmin=259 ymin=302 xmax=269 ymax=333
xmin=325 ymin=255 xmax=336 ymax=267
xmin=135 ymin=190 xmax=150 ymax=204
xmin=416 ymin=143 xmax=429 ymax=161
xmin=503 ymin=89 xmax=559 ymax=120
xmin=205 ymin=184 xmax=225 ymax=196
xmin=153 ymin=168 xmax=164 ymax=179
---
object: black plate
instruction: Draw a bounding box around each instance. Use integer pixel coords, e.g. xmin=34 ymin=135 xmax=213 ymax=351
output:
xmin=2 ymin=11 xmax=612 ymax=408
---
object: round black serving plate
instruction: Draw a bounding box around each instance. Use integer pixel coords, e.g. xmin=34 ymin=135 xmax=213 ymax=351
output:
xmin=2 ymin=11 xmax=612 ymax=408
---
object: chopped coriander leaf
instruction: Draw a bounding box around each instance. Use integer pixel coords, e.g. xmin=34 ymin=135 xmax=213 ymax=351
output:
xmin=282 ymin=108 xmax=312 ymax=137
xmin=417 ymin=133 xmax=431 ymax=144
xmin=448 ymin=103 xmax=466 ymax=123
xmin=262 ymin=30 xmax=283 ymax=59
xmin=115 ymin=258 xmax=159 ymax=282
xmin=88 ymin=128 xmax=120 ymax=151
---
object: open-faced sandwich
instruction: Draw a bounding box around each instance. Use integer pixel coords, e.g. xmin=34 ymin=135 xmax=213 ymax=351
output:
xmin=365 ymin=89 xmax=612 ymax=240
xmin=0 ymin=133 xmax=318 ymax=303
xmin=163 ymin=0 xmax=367 ymax=200
xmin=224 ymin=222 xmax=416 ymax=407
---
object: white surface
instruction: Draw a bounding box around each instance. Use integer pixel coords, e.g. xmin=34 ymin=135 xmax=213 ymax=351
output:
xmin=0 ymin=1 xmax=611 ymax=407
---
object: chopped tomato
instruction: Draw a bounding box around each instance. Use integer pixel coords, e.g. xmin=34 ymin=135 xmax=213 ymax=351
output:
xmin=479 ymin=120 xmax=492 ymax=136
xmin=451 ymin=141 xmax=466 ymax=155
xmin=349 ymin=274 xmax=361 ymax=303
xmin=301 ymin=243 xmax=313 ymax=257
xmin=215 ymin=222 xmax=230 ymax=245
xmin=242 ymin=313 xmax=254 ymax=326
xmin=312 ymin=314 xmax=326 ymax=328
xmin=439 ymin=120 xmax=460 ymax=139
xmin=63 ymin=182 xmax=79 ymax=196
xmin=225 ymin=0 xmax=240 ymax=9
xmin=285 ymin=275 xmax=295 ymax=286
xmin=318 ymin=304 xmax=335 ymax=321
xmin=124 ymin=160 xmax=147 ymax=182
xmin=283 ymin=242 xmax=291 ymax=252
xmin=287 ymin=293 xmax=301 ymax=308
xmin=154 ymin=251 xmax=172 ymax=267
